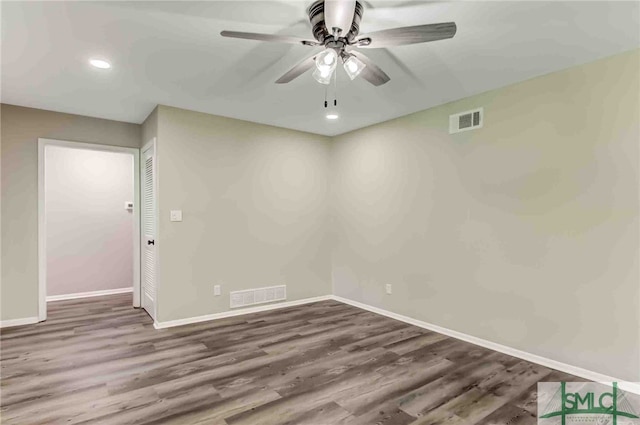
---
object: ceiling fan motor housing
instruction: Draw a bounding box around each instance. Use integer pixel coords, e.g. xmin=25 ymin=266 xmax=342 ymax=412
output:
xmin=307 ymin=0 xmax=363 ymax=44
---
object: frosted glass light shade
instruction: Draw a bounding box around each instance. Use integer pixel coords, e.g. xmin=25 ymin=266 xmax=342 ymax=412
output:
xmin=343 ymin=55 xmax=366 ymax=80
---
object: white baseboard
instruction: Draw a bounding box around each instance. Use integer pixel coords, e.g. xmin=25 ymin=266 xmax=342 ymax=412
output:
xmin=0 ymin=317 xmax=39 ymax=329
xmin=330 ymin=295 xmax=640 ymax=395
xmin=135 ymin=291 xmax=640 ymax=395
xmin=153 ymin=295 xmax=334 ymax=329
xmin=46 ymin=287 xmax=133 ymax=302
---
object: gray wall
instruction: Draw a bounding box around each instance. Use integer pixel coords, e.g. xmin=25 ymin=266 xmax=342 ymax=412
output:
xmin=331 ymin=49 xmax=640 ymax=381
xmin=154 ymin=106 xmax=333 ymax=322
xmin=0 ymin=104 xmax=141 ymax=320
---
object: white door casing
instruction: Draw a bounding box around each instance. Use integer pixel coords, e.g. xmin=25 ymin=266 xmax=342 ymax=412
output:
xmin=37 ymin=138 xmax=140 ymax=321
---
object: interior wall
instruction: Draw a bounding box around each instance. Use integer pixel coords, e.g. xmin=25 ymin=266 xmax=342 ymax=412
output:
xmin=141 ymin=106 xmax=158 ymax=147
xmin=154 ymin=106 xmax=332 ymax=322
xmin=0 ymin=104 xmax=141 ymax=320
xmin=330 ymin=49 xmax=640 ymax=382
xmin=45 ymin=146 xmax=134 ymax=297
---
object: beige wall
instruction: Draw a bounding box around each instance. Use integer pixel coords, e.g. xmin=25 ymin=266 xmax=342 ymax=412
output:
xmin=154 ymin=106 xmax=332 ymax=322
xmin=331 ymin=49 xmax=640 ymax=381
xmin=0 ymin=104 xmax=141 ymax=320
xmin=45 ymin=146 xmax=134 ymax=296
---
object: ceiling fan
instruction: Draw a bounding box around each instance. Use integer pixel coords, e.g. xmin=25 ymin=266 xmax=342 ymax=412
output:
xmin=221 ymin=0 xmax=456 ymax=87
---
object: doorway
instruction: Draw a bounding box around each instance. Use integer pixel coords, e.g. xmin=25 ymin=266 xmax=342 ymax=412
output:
xmin=38 ymin=138 xmax=141 ymax=321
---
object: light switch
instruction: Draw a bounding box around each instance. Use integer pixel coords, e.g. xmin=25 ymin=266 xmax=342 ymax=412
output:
xmin=124 ymin=201 xmax=134 ymax=210
xmin=170 ymin=210 xmax=182 ymax=222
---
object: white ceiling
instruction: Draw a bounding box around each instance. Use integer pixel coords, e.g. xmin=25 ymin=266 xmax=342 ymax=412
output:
xmin=2 ymin=1 xmax=639 ymax=136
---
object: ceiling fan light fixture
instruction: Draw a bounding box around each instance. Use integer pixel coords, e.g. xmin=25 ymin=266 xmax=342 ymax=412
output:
xmin=312 ymin=66 xmax=334 ymax=85
xmin=343 ymin=55 xmax=366 ymax=80
xmin=316 ymin=49 xmax=338 ymax=68
xmin=313 ymin=50 xmax=338 ymax=85
xmin=222 ymin=3 xmax=457 ymax=89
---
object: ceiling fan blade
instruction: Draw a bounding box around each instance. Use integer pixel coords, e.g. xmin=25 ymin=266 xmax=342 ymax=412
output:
xmin=379 ymin=48 xmax=425 ymax=88
xmin=221 ymin=30 xmax=319 ymax=46
xmin=275 ymin=53 xmax=319 ymax=84
xmin=324 ymin=0 xmax=356 ymax=35
xmin=356 ymin=22 xmax=457 ymax=48
xmin=350 ymin=51 xmax=390 ymax=86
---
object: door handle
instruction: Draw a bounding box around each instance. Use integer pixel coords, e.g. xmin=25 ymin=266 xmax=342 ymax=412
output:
xmin=148 ymin=240 xmax=155 ymax=246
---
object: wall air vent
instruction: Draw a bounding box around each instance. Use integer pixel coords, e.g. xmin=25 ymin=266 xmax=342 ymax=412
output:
xmin=449 ymin=107 xmax=483 ymax=134
xmin=230 ymin=285 xmax=286 ymax=309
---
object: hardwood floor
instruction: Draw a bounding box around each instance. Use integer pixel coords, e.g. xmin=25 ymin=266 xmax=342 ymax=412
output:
xmin=0 ymin=294 xmax=581 ymax=425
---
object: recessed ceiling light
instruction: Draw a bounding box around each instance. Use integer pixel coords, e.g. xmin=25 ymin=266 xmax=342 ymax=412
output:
xmin=89 ymin=59 xmax=111 ymax=69
xmin=326 ymin=113 xmax=339 ymax=120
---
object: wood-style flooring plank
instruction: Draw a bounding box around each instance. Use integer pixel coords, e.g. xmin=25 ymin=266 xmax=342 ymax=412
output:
xmin=0 ymin=294 xmax=585 ymax=425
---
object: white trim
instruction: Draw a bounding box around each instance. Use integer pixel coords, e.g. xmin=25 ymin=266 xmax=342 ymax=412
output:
xmin=136 ymin=291 xmax=640 ymax=394
xmin=0 ymin=317 xmax=39 ymax=329
xmin=132 ymin=143 xmax=142 ymax=309
xmin=46 ymin=287 xmax=133 ymax=302
xmin=153 ymin=295 xmax=333 ymax=329
xmin=330 ymin=295 xmax=640 ymax=395
xmin=38 ymin=138 xmax=141 ymax=322
xmin=38 ymin=140 xmax=46 ymax=321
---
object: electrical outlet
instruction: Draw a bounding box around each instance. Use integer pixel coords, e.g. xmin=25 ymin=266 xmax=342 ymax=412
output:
xmin=385 ymin=284 xmax=392 ymax=295
xmin=214 ymin=285 xmax=221 ymax=296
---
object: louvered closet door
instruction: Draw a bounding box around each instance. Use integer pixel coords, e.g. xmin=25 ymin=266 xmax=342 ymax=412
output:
xmin=141 ymin=141 xmax=157 ymax=320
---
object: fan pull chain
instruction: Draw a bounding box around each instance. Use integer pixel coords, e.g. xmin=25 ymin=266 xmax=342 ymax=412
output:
xmin=324 ymin=84 xmax=328 ymax=108
xmin=333 ymin=65 xmax=338 ymax=107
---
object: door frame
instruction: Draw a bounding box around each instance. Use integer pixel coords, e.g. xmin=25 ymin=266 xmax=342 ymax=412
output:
xmin=37 ymin=138 xmax=141 ymax=322
xmin=140 ymin=137 xmax=158 ymax=321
